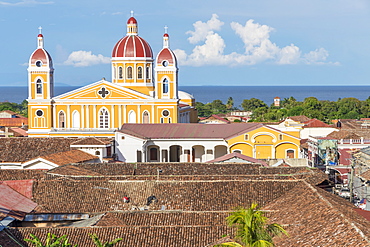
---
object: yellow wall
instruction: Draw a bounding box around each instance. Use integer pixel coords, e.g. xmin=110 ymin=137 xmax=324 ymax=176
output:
xmin=228 ymin=126 xmax=300 ymax=159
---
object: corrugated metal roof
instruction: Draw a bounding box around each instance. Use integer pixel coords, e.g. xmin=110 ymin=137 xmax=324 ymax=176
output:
xmin=0 ymin=183 xmax=37 ymax=220
xmin=118 ymin=123 xmax=263 ymax=139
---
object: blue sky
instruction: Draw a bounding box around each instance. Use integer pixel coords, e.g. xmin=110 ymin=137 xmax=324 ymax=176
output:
xmin=0 ymin=0 xmax=369 ymax=87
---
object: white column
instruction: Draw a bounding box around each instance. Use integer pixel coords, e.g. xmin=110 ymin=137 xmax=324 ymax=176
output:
xmin=52 ymin=105 xmax=56 ymax=128
xmin=152 ymin=105 xmax=155 ymax=123
xmin=118 ymin=105 xmax=122 ymax=128
xmin=93 ymin=105 xmax=96 ymax=128
xmin=81 ymin=105 xmax=85 ymax=128
xmin=86 ymin=105 xmax=90 ymax=128
xmin=137 ymin=105 xmax=141 ymax=123
xmin=67 ymin=105 xmax=70 ymax=128
xmin=123 ymin=105 xmax=127 ymax=123
xmin=111 ymin=105 xmax=115 ymax=128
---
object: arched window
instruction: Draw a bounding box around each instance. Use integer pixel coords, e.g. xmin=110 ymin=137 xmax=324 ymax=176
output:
xmin=118 ymin=67 xmax=123 ymax=79
xmin=163 ymin=78 xmax=168 ymax=94
xmin=127 ymin=67 xmax=133 ymax=79
xmin=128 ymin=110 xmax=136 ymax=123
xmin=138 ymin=67 xmax=143 ymax=79
xmin=36 ymin=79 xmax=42 ymax=94
xmin=150 ymin=147 xmax=158 ymax=161
xmin=95 ymin=151 xmax=100 ymax=155
xmin=143 ymin=111 xmax=149 ymax=123
xmin=59 ymin=111 xmax=65 ymax=128
xmin=99 ymin=108 xmax=109 ymax=128
xmin=72 ymin=111 xmax=80 ymax=128
xmin=146 ymin=66 xmax=150 ymax=79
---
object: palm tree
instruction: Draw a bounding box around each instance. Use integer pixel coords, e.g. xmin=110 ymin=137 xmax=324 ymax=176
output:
xmin=24 ymin=233 xmax=77 ymax=247
xmin=215 ymin=203 xmax=287 ymax=247
xmin=89 ymin=233 xmax=122 ymax=247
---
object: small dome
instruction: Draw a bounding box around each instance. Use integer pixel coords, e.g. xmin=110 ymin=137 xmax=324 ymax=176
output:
xmin=178 ymin=91 xmax=194 ymax=100
xmin=163 ymin=33 xmax=169 ymax=37
xmin=157 ymin=48 xmax=177 ymax=66
xmin=38 ymin=34 xmax=43 ymax=37
xmin=112 ymin=35 xmax=153 ymax=58
xmin=30 ymin=48 xmax=53 ymax=67
xmin=127 ymin=17 xmax=137 ymax=24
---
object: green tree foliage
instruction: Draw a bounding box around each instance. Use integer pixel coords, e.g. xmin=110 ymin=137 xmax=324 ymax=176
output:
xmin=24 ymin=233 xmax=77 ymax=247
xmin=196 ymin=99 xmax=228 ymax=117
xmin=89 ymin=233 xmax=122 ymax=247
xmin=241 ymin=98 xmax=267 ymax=112
xmin=0 ymin=100 xmax=28 ymax=117
xmin=215 ymin=203 xmax=287 ymax=247
xmin=226 ymin=97 xmax=234 ymax=110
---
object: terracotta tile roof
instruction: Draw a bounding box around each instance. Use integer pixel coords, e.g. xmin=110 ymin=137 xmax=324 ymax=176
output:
xmin=0 ymin=118 xmax=28 ymax=127
xmin=264 ymin=182 xmax=370 ymax=246
xmin=303 ymin=118 xmax=332 ymax=128
xmin=326 ymin=129 xmax=368 ymax=139
xmin=9 ymin=127 xmax=28 ymax=137
xmin=200 ymin=115 xmax=231 ymax=123
xmin=359 ymin=169 xmax=370 ymax=181
xmin=0 ymin=138 xmax=75 ymax=162
xmin=33 ymin=150 xmax=99 ymax=166
xmin=71 ymin=137 xmax=112 ymax=146
xmin=0 ymin=170 xmax=45 ymax=181
xmin=118 ymin=123 xmax=263 ymax=139
xmin=287 ymin=115 xmax=311 ymax=123
xmin=207 ymin=152 xmax=268 ymax=166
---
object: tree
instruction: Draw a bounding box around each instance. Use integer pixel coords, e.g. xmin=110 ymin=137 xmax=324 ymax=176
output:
xmin=24 ymin=233 xmax=77 ymax=247
xmin=226 ymin=97 xmax=234 ymax=110
xmin=241 ymin=98 xmax=267 ymax=112
xmin=215 ymin=203 xmax=287 ymax=247
xmin=89 ymin=233 xmax=122 ymax=247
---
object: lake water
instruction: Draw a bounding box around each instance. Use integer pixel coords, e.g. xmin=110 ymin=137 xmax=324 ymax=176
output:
xmin=1 ymin=86 xmax=370 ymax=108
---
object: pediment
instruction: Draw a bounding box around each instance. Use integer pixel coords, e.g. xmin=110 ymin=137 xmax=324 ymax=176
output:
xmin=54 ymin=80 xmax=151 ymax=101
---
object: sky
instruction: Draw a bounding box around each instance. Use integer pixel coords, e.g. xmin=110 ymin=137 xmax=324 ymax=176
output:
xmin=0 ymin=0 xmax=370 ymax=87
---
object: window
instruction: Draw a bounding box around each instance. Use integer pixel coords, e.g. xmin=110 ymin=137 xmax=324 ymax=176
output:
xmin=244 ymin=134 xmax=249 ymax=141
xmin=36 ymin=61 xmax=42 ymax=67
xmin=150 ymin=147 xmax=158 ymax=161
xmin=99 ymin=108 xmax=109 ymax=128
xmin=143 ymin=111 xmax=149 ymax=123
xmin=59 ymin=111 xmax=65 ymax=128
xmin=279 ymin=134 xmax=283 ymax=140
xmin=36 ymin=110 xmax=43 ymax=117
xmin=163 ymin=78 xmax=168 ymax=94
xmin=118 ymin=67 xmax=123 ymax=79
xmin=160 ymin=117 xmax=164 ymax=123
xmin=233 ymin=150 xmax=242 ymax=154
xmin=95 ymin=151 xmax=100 ymax=155
xmin=36 ymin=79 xmax=42 ymax=94
xmin=72 ymin=111 xmax=80 ymax=128
xmin=287 ymin=150 xmax=295 ymax=158
xmin=137 ymin=150 xmax=142 ymax=162
xmin=146 ymin=66 xmax=150 ymax=79
xmin=128 ymin=110 xmax=136 ymax=123
xmin=162 ymin=110 xmax=169 ymax=117
xmin=127 ymin=67 xmax=133 ymax=79
xmin=138 ymin=67 xmax=143 ymax=79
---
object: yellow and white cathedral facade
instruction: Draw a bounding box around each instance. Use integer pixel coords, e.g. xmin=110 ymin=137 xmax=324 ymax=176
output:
xmin=27 ymin=14 xmax=198 ymax=138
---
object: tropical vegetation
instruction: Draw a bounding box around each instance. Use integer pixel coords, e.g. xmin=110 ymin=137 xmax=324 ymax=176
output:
xmin=0 ymin=100 xmax=28 ymax=117
xmin=215 ymin=203 xmax=287 ymax=247
xmin=196 ymin=96 xmax=370 ymax=123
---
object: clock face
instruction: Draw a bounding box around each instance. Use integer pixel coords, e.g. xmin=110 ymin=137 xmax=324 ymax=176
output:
xmin=36 ymin=61 xmax=42 ymax=67
xmin=162 ymin=60 xmax=168 ymax=67
xmin=162 ymin=110 xmax=170 ymax=117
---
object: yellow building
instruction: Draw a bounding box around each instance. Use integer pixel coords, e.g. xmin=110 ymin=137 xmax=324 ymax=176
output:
xmin=27 ymin=14 xmax=197 ymax=138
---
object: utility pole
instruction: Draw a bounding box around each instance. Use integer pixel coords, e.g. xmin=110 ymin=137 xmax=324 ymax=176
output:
xmin=349 ymin=158 xmax=355 ymax=203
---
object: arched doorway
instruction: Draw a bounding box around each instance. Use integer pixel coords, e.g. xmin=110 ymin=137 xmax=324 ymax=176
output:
xmin=170 ymin=145 xmax=182 ymax=162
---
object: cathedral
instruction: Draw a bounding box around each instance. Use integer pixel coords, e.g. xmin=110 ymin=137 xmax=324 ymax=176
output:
xmin=27 ymin=13 xmax=198 ymax=138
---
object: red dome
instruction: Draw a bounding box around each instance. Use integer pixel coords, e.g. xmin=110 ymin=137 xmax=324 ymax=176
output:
xmin=38 ymin=34 xmax=43 ymax=37
xmin=30 ymin=48 xmax=53 ymax=67
xmin=127 ymin=17 xmax=137 ymax=24
xmin=163 ymin=33 xmax=169 ymax=37
xmin=112 ymin=35 xmax=153 ymax=58
xmin=157 ymin=48 xmax=176 ymax=65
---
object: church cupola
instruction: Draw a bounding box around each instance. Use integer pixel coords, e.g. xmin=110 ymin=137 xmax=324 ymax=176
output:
xmin=28 ymin=27 xmax=54 ymax=100
xmin=127 ymin=11 xmax=138 ymax=36
xmin=154 ymin=27 xmax=178 ymax=100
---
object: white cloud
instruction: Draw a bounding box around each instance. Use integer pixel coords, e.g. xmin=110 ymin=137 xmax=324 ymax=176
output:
xmin=64 ymin=51 xmax=110 ymax=67
xmin=186 ymin=14 xmax=224 ymax=44
xmin=175 ymin=14 xmax=337 ymax=67
xmin=0 ymin=0 xmax=53 ymax=6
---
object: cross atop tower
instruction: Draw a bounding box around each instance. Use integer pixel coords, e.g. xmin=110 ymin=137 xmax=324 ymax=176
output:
xmin=130 ymin=10 xmax=134 ymax=17
xmin=164 ymin=25 xmax=168 ymax=34
xmin=38 ymin=26 xmax=42 ymax=34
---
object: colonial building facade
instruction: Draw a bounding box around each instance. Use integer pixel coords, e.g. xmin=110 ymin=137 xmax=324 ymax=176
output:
xmin=27 ymin=14 xmax=197 ymax=138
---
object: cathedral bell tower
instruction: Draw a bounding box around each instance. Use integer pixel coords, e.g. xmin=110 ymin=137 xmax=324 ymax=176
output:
xmin=154 ymin=28 xmax=179 ymax=100
xmin=27 ymin=27 xmax=54 ymax=100
xmin=27 ymin=27 xmax=55 ymax=137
